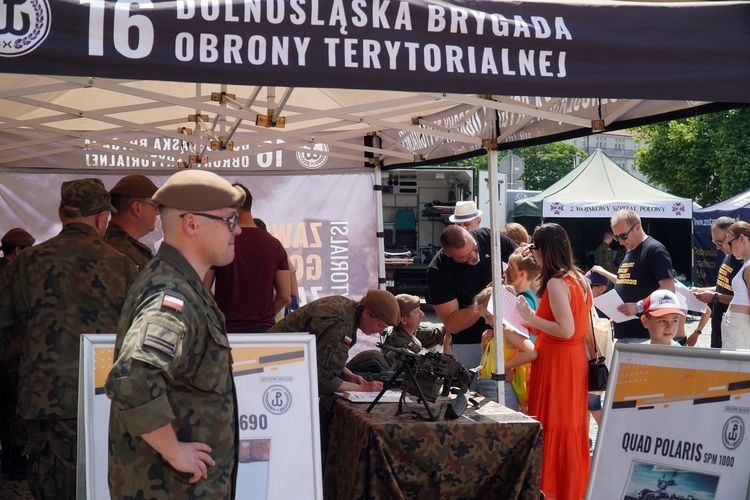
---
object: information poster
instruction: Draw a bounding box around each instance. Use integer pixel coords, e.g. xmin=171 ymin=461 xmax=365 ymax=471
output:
xmin=78 ymin=333 xmax=322 ymax=499
xmin=588 ymin=344 xmax=750 ymax=500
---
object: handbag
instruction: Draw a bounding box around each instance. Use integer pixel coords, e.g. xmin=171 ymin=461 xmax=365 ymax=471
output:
xmin=586 ymin=311 xmax=610 ymax=392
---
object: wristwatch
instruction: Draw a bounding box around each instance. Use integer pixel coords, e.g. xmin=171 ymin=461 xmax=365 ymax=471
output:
xmin=635 ymin=301 xmax=644 ymax=314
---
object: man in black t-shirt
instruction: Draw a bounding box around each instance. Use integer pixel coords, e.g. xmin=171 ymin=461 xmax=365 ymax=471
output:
xmin=591 ymin=210 xmax=675 ymax=342
xmin=426 ymin=225 xmax=517 ymax=368
xmin=691 ymin=216 xmax=741 ymax=348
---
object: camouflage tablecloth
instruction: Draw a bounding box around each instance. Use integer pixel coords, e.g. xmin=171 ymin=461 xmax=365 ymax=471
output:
xmin=321 ymin=396 xmax=542 ymax=499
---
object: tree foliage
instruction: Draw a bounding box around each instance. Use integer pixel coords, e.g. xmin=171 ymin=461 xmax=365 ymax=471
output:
xmin=449 ymin=142 xmax=587 ymax=190
xmin=633 ymin=108 xmax=750 ymax=206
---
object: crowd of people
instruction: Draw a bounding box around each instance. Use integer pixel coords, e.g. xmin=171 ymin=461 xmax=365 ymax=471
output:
xmin=0 ymin=173 xmax=743 ymax=500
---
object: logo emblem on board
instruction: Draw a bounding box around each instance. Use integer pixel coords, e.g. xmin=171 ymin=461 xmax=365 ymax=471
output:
xmin=263 ymin=385 xmax=292 ymax=415
xmin=0 ymin=0 xmax=51 ymax=57
xmin=722 ymin=416 xmax=744 ymax=450
xmin=297 ymin=143 xmax=329 ymax=169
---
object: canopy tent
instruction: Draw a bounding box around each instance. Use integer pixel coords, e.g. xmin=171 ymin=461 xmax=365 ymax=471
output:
xmin=513 ymin=149 xmax=694 ymax=277
xmin=2 ymin=0 xmax=750 ymax=405
xmin=694 ymin=189 xmax=750 ymax=287
xmin=0 ymin=1 xmax=749 ymax=174
xmin=514 ymin=149 xmax=693 ymax=219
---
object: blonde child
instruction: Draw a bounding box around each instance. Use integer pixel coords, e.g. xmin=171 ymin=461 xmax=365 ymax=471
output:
xmin=640 ymin=289 xmax=686 ymax=345
xmin=475 ymin=249 xmax=539 ymax=411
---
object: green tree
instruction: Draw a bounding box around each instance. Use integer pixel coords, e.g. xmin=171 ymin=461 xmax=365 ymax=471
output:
xmin=634 ymin=108 xmax=750 ymax=206
xmin=448 ymin=142 xmax=587 ymax=191
xmin=515 ymin=142 xmax=587 ymax=190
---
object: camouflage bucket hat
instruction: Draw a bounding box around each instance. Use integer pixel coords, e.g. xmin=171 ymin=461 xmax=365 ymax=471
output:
xmin=60 ymin=178 xmax=117 ymax=217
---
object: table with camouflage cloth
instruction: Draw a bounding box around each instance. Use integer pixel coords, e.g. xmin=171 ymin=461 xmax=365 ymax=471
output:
xmin=321 ymin=396 xmax=542 ymax=499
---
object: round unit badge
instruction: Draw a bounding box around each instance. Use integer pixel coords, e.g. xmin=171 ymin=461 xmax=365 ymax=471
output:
xmin=0 ymin=0 xmax=51 ymax=57
xmin=722 ymin=416 xmax=745 ymax=450
xmin=263 ymin=385 xmax=292 ymax=415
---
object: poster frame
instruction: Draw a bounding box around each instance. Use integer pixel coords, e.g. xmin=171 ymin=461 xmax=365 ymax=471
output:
xmin=77 ymin=333 xmax=323 ymax=499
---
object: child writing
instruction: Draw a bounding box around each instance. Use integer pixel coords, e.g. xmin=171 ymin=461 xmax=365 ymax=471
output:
xmin=640 ymin=289 xmax=686 ymax=346
xmin=474 ymin=248 xmax=540 ymax=411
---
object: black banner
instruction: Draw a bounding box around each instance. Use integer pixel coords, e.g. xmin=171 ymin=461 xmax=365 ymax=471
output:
xmin=2 ymin=0 xmax=750 ymax=102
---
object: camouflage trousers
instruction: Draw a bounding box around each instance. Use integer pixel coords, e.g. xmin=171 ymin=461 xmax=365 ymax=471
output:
xmin=24 ymin=419 xmax=77 ymax=500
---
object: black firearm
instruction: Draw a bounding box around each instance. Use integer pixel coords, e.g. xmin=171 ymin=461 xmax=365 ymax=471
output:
xmin=375 ymin=343 xmax=478 ymax=419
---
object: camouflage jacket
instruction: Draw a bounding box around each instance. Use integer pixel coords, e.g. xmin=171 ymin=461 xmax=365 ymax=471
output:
xmin=106 ymin=243 xmax=238 ymax=499
xmin=0 ymin=223 xmax=134 ymax=420
xmin=268 ymin=296 xmax=358 ymax=396
xmin=104 ymin=222 xmax=153 ymax=273
xmin=383 ymin=326 xmax=424 ymax=357
xmin=0 ymin=257 xmax=8 ymax=272
xmin=595 ymin=242 xmax=617 ymax=274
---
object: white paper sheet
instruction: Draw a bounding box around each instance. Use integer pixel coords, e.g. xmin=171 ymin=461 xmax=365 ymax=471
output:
xmin=593 ymin=289 xmax=637 ymax=324
xmin=674 ymin=279 xmax=707 ymax=313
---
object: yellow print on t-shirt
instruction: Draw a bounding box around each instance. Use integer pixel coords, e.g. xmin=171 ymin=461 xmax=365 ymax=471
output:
xmin=716 ymin=262 xmax=735 ymax=291
xmin=617 ymin=262 xmax=636 ymax=285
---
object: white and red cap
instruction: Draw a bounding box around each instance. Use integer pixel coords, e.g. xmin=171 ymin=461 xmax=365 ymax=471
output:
xmin=642 ymin=289 xmax=686 ymax=317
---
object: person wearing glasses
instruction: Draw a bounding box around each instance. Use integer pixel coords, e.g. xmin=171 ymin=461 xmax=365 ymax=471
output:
xmin=427 ymin=224 xmax=517 ymax=369
xmin=590 ymin=209 xmax=676 ymax=343
xmin=722 ymin=221 xmax=750 ymax=349
xmin=106 ymin=170 xmax=244 ymax=499
xmin=690 ymin=216 xmax=740 ymax=348
xmin=105 ymin=174 xmax=160 ymax=273
xmin=204 ymin=183 xmax=291 ymax=333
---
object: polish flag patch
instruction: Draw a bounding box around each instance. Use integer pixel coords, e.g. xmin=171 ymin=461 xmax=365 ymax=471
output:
xmin=162 ymin=295 xmax=184 ymax=313
xmin=342 ymin=335 xmax=352 ymax=346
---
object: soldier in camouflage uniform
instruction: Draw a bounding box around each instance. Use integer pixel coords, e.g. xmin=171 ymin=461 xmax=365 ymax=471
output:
xmin=0 ymin=179 xmax=134 ymax=499
xmin=268 ymin=290 xmax=400 ymax=396
xmin=104 ymin=174 xmax=160 ymax=272
xmin=0 ymin=228 xmax=35 ymax=272
xmin=0 ymin=227 xmax=35 ymax=480
xmin=106 ymin=170 xmax=244 ymax=499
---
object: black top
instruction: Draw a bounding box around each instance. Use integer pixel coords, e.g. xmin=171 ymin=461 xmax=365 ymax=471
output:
xmin=426 ymin=228 xmax=517 ymax=344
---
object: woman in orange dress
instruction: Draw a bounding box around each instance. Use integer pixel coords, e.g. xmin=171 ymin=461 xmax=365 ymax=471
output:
xmin=515 ymin=223 xmax=591 ymax=500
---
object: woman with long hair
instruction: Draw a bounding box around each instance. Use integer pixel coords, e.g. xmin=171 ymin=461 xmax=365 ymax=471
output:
xmin=515 ymin=223 xmax=591 ymax=500
xmin=723 ymin=221 xmax=750 ymax=348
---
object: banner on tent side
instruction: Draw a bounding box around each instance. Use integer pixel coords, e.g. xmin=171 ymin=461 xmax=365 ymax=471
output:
xmin=587 ymin=344 xmax=750 ymax=500
xmin=542 ymin=200 xmax=692 ymax=219
xmin=1 ymin=1 xmax=750 ymax=101
xmin=0 ymin=172 xmax=378 ymax=304
xmin=0 ymin=131 xmax=363 ymax=174
xmin=78 ymin=334 xmax=323 ymax=500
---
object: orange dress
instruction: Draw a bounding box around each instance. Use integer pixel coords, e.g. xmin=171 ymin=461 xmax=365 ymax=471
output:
xmin=527 ymin=274 xmax=591 ymax=500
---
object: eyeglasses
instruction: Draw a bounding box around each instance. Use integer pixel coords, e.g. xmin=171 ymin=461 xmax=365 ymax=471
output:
xmin=452 ymin=241 xmax=478 ymax=263
xmin=727 ymin=237 xmax=738 ymax=249
xmin=180 ymin=212 xmax=239 ymax=232
xmin=613 ymin=224 xmax=637 ymax=241
xmin=528 ymin=244 xmax=538 ymax=252
xmin=712 ymin=235 xmax=727 ymax=247
xmin=138 ymin=200 xmax=159 ymax=210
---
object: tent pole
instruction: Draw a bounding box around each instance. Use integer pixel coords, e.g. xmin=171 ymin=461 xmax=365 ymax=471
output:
xmin=486 ymin=140 xmax=506 ymax=406
xmin=374 ymin=164 xmax=386 ymax=290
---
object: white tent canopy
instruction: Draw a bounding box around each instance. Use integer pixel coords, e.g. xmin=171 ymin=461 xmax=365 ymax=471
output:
xmin=514 ymin=149 xmax=694 ymax=219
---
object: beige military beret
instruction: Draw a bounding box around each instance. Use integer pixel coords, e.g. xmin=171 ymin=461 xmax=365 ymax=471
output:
xmin=395 ymin=294 xmax=421 ymax=317
xmin=110 ymin=174 xmax=158 ymax=198
xmin=1 ymin=227 xmax=35 ymax=248
xmin=360 ymin=290 xmax=400 ymax=326
xmin=153 ymin=170 xmax=245 ymax=211
xmin=60 ymin=178 xmax=117 ymax=218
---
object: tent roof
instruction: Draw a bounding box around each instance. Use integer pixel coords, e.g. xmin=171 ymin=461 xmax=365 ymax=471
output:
xmin=514 ymin=149 xmax=692 ymax=218
xmin=694 ymin=188 xmax=750 ymax=216
xmin=1 ymin=0 xmax=749 ymax=174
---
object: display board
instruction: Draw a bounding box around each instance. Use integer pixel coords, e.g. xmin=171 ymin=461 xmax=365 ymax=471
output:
xmin=588 ymin=344 xmax=750 ymax=500
xmin=78 ymin=333 xmax=322 ymax=499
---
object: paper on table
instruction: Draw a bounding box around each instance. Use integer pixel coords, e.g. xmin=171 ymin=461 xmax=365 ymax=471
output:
xmin=593 ymin=289 xmax=636 ymax=324
xmin=337 ymin=390 xmax=412 ymax=403
xmin=673 ymin=280 xmax=707 ymax=313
